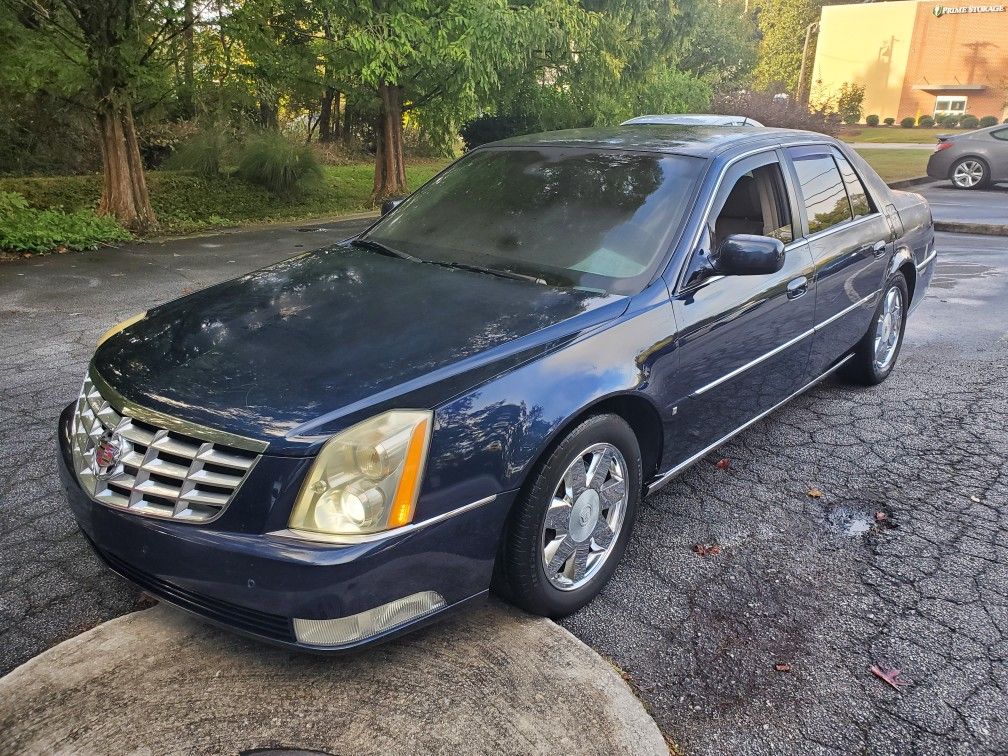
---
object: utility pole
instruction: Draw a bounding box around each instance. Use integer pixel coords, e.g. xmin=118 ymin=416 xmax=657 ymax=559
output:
xmin=797 ymin=20 xmax=820 ymax=105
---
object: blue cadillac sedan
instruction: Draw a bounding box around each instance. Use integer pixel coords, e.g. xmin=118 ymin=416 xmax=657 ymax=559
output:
xmin=59 ymin=125 xmax=936 ymax=650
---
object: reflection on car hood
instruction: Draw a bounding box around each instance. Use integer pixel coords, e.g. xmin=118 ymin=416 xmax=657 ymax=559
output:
xmin=92 ymin=246 xmax=626 ymax=454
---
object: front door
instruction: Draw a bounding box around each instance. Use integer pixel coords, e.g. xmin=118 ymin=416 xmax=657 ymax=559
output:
xmin=666 ymin=150 xmax=816 ymax=462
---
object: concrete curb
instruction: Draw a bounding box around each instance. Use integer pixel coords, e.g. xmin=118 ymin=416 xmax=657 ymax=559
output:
xmin=934 ymin=220 xmax=1008 ymax=236
xmin=887 ymin=176 xmax=936 ymax=189
xmin=0 ymin=602 xmax=669 ymax=756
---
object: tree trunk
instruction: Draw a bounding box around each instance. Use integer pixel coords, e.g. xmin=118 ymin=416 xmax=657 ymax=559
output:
xmin=318 ymin=87 xmax=336 ymax=142
xmin=180 ymin=0 xmax=195 ymax=117
xmin=96 ymin=102 xmax=156 ymax=232
xmin=372 ymin=82 xmax=407 ymax=203
xmin=341 ymin=102 xmax=354 ymax=146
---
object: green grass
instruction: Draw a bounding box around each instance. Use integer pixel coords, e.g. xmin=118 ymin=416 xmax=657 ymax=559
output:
xmin=0 ymin=160 xmax=451 ymax=238
xmin=855 ymin=148 xmax=932 ymax=182
xmin=840 ymin=126 xmax=949 ymax=145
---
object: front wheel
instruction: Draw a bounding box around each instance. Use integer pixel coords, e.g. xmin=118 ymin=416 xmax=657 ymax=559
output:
xmin=494 ymin=414 xmax=641 ymax=617
xmin=843 ymin=272 xmax=909 ymax=386
xmin=950 ymin=157 xmax=990 ymax=189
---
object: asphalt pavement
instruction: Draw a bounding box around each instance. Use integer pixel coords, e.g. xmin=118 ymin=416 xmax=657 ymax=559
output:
xmin=1 ymin=220 xmax=1007 ymax=754
xmin=914 ymin=182 xmax=1008 ymax=227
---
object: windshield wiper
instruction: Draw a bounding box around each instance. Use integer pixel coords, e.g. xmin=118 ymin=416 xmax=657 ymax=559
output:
xmin=349 ymin=237 xmax=421 ymax=263
xmin=428 ymin=260 xmax=548 ymax=285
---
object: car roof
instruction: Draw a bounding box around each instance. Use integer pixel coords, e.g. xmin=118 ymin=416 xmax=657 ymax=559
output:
xmin=487 ymin=124 xmax=834 ymax=159
xmin=621 ymin=114 xmax=764 ymax=127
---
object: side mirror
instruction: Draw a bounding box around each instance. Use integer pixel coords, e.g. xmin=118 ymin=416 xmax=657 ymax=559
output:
xmin=381 ymin=198 xmax=405 ymax=216
xmin=712 ymin=234 xmax=785 ymax=276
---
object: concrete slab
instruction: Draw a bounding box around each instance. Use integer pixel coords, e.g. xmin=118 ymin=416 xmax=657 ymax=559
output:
xmin=0 ymin=602 xmax=668 ymax=756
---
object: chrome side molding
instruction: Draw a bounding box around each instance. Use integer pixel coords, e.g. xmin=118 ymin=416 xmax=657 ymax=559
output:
xmin=647 ymin=354 xmax=855 ymax=496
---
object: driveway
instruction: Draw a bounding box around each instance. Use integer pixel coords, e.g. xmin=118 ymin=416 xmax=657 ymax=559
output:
xmin=2 ymin=225 xmax=1007 ymax=753
xmin=915 ymin=182 xmax=1008 ymax=226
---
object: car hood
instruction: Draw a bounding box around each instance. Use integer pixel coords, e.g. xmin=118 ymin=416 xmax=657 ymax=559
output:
xmin=92 ymin=246 xmax=626 ymax=455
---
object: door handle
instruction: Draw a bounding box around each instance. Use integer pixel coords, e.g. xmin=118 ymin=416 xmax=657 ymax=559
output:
xmin=872 ymin=240 xmax=887 ymax=258
xmin=787 ymin=276 xmax=808 ymax=300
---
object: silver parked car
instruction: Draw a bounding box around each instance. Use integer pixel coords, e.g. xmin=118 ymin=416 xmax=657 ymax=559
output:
xmin=926 ymin=124 xmax=1008 ymax=189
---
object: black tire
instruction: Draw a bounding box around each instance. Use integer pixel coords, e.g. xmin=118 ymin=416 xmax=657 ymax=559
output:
xmin=949 ymin=157 xmax=990 ymax=190
xmin=843 ymin=271 xmax=909 ymax=386
xmin=493 ymin=414 xmax=642 ymax=617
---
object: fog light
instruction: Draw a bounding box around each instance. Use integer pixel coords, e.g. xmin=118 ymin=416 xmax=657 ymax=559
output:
xmin=293 ymin=590 xmax=447 ymax=647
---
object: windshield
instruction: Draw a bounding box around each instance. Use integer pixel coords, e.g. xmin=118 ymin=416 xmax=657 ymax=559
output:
xmin=363 ymin=146 xmax=704 ymax=294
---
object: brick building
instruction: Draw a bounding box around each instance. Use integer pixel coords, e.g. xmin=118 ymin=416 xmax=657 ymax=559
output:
xmin=811 ymin=1 xmax=1008 ymax=122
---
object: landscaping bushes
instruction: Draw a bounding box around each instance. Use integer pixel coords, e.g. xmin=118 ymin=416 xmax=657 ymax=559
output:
xmin=884 ymin=117 xmax=895 ymax=126
xmin=900 ymin=116 xmax=915 ymax=128
xmin=0 ymin=191 xmax=130 ymax=254
xmin=979 ymin=115 xmax=999 ymax=127
xmin=959 ymin=114 xmax=979 ymax=129
xmin=166 ymin=130 xmax=232 ymax=178
xmin=235 ymin=132 xmax=323 ymax=196
xmin=865 ymin=114 xmax=879 ymax=126
xmin=917 ymin=115 xmax=934 ymax=127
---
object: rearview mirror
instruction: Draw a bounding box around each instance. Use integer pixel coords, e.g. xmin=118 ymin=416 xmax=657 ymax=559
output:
xmin=712 ymin=234 xmax=785 ymax=276
xmin=381 ymin=198 xmax=405 ymax=216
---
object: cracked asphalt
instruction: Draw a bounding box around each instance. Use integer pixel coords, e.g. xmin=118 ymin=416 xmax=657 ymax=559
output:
xmin=2 ymin=217 xmax=1006 ymax=754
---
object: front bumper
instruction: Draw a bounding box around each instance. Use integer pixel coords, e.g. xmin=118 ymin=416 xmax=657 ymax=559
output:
xmin=58 ymin=404 xmax=514 ymax=650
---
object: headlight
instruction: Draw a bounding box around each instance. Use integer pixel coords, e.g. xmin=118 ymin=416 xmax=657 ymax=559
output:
xmin=97 ymin=311 xmax=146 ymax=347
xmin=288 ymin=410 xmax=432 ymax=537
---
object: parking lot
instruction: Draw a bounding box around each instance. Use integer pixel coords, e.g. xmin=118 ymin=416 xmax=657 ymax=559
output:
xmin=1 ymin=200 xmax=1006 ymax=752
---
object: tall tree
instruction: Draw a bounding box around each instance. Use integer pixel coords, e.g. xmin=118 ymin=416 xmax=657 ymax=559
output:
xmin=752 ymin=0 xmax=825 ymax=93
xmin=3 ymin=0 xmax=193 ymax=231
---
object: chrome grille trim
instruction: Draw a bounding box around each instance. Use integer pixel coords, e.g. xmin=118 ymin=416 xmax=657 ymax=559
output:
xmin=70 ymin=375 xmax=262 ymax=524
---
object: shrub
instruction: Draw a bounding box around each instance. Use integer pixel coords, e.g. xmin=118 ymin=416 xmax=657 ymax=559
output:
xmin=883 ymin=117 xmax=895 ymax=126
xmin=166 ymin=130 xmax=231 ymax=177
xmin=900 ymin=116 xmax=916 ymax=128
xmin=236 ymin=132 xmax=323 ymax=196
xmin=460 ymin=112 xmax=539 ymax=149
xmin=917 ymin=115 xmax=935 ymax=127
xmin=937 ymin=114 xmax=959 ymax=128
xmin=979 ymin=115 xmax=998 ymax=127
xmin=0 ymin=191 xmax=130 ymax=254
xmin=865 ymin=114 xmax=880 ymax=126
xmin=711 ymin=90 xmax=840 ymax=135
xmin=959 ymin=114 xmax=979 ymax=129
xmin=836 ymin=83 xmax=865 ymax=125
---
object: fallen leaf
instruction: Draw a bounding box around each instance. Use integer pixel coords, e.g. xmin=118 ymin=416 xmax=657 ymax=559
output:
xmin=692 ymin=543 xmax=721 ymax=557
xmin=774 ymin=663 xmax=792 ymax=673
xmin=133 ymin=592 xmax=159 ymax=611
xmin=869 ymin=664 xmax=908 ymax=691
xmin=807 ymin=487 xmax=823 ymax=498
xmin=714 ymin=457 xmax=731 ymax=470
xmin=970 ymin=495 xmax=981 ymax=503
xmin=180 ymin=287 xmax=193 ymax=295
xmin=875 ymin=511 xmax=889 ymax=523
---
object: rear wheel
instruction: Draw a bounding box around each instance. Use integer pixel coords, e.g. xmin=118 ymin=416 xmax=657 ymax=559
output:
xmin=494 ymin=414 xmax=641 ymax=617
xmin=950 ymin=157 xmax=990 ymax=189
xmin=843 ymin=271 xmax=908 ymax=386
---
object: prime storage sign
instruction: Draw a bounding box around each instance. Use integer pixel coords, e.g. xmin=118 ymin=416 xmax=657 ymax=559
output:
xmin=932 ymin=4 xmax=1006 ymax=16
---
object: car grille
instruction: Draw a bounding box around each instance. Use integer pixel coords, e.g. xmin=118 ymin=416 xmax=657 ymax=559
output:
xmin=70 ymin=375 xmax=261 ymax=523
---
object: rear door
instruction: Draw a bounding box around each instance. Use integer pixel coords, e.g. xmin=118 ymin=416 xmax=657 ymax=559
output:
xmin=784 ymin=145 xmax=894 ymax=377
xmin=665 ymin=149 xmax=816 ymax=462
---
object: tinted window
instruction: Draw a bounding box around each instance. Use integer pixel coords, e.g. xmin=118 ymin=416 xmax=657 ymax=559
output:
xmin=365 ymin=148 xmax=704 ymax=294
xmin=791 ymin=154 xmax=852 ymax=234
xmin=993 ymin=128 xmax=1008 ymax=141
xmin=833 ymin=152 xmax=874 ymax=219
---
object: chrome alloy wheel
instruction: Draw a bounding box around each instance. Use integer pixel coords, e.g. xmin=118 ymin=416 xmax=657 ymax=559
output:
xmin=874 ymin=285 xmax=903 ymax=371
xmin=952 ymin=159 xmax=985 ymax=188
xmin=540 ymin=443 xmax=628 ymax=591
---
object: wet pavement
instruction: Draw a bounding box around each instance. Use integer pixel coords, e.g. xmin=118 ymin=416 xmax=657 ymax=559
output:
xmin=1 ymin=224 xmax=1007 ymax=754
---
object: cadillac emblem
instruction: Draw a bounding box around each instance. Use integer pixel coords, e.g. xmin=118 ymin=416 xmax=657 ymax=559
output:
xmin=91 ymin=431 xmax=122 ymax=478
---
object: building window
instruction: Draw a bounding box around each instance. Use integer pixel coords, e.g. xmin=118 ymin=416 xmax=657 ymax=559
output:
xmin=934 ymin=96 xmax=967 ymax=117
